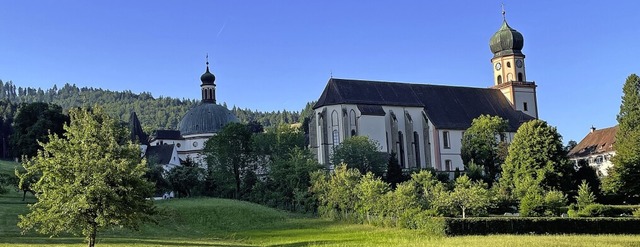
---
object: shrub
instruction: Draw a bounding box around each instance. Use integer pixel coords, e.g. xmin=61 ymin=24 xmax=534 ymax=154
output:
xmin=575 ymin=204 xmax=640 ymax=217
xmin=544 ymin=190 xmax=568 ymax=216
xmin=633 ymin=208 xmax=640 ymax=217
xmin=443 ymin=217 xmax=640 ymax=236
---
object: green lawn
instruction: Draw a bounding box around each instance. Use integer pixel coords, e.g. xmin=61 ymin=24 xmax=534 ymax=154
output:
xmin=1 ymin=160 xmax=640 ymax=246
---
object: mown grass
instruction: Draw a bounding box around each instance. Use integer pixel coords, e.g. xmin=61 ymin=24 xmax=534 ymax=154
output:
xmin=2 ymin=160 xmax=640 ymax=246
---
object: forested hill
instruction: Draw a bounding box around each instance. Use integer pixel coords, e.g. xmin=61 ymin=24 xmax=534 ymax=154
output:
xmin=0 ymin=80 xmax=314 ymax=131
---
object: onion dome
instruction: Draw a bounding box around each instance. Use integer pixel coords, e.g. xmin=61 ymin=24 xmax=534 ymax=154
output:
xmin=200 ymin=63 xmax=216 ymax=85
xmin=489 ymin=20 xmax=524 ymax=58
xmin=178 ymin=103 xmax=238 ymax=136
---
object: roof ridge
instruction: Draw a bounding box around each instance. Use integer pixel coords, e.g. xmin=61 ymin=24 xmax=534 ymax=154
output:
xmin=331 ymin=77 xmax=497 ymax=91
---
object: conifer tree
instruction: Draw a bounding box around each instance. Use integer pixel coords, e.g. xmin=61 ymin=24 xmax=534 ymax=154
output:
xmin=604 ymin=74 xmax=640 ymax=199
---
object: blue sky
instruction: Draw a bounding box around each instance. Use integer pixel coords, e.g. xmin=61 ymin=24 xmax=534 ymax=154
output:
xmin=0 ymin=1 xmax=638 ymax=143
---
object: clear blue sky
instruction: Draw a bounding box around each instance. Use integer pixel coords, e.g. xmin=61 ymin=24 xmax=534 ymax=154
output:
xmin=0 ymin=1 xmax=638 ymax=144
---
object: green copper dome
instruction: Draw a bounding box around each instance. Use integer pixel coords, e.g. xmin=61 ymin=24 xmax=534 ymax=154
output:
xmin=489 ymin=20 xmax=524 ymax=58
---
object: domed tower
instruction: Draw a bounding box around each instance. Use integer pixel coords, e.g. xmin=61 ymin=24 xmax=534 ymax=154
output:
xmin=200 ymin=56 xmax=217 ymax=103
xmin=490 ymin=8 xmax=538 ymax=119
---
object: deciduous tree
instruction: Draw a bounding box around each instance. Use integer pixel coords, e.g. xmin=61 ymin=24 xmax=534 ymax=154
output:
xmin=331 ymin=136 xmax=385 ymax=176
xmin=461 ymin=115 xmax=508 ymax=185
xmin=501 ymin=120 xmax=573 ymax=198
xmin=16 ymin=106 xmax=155 ymax=247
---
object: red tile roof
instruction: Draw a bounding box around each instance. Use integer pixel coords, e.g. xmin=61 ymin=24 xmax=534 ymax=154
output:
xmin=568 ymin=125 xmax=618 ymax=158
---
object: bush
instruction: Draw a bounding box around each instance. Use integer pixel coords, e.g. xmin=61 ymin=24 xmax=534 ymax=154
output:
xmin=575 ymin=204 xmax=640 ymax=217
xmin=633 ymin=208 xmax=640 ymax=217
xmin=443 ymin=217 xmax=640 ymax=236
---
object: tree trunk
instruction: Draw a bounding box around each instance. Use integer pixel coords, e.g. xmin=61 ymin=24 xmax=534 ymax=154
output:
xmin=88 ymin=225 xmax=97 ymax=247
xmin=462 ymin=207 xmax=466 ymax=219
xmin=22 ymin=190 xmax=26 ymax=201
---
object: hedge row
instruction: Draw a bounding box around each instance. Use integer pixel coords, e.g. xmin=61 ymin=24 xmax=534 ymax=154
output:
xmin=443 ymin=217 xmax=640 ymax=236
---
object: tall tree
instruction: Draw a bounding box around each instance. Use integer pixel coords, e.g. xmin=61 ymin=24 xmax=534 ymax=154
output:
xmin=331 ymin=136 xmax=386 ymax=177
xmin=501 ymin=119 xmax=573 ymax=198
xmin=604 ymin=74 xmax=640 ymax=199
xmin=10 ymin=102 xmax=68 ymax=159
xmin=460 ymin=115 xmax=508 ymax=185
xmin=16 ymin=106 xmax=156 ymax=247
xmin=205 ymin=122 xmax=253 ymax=199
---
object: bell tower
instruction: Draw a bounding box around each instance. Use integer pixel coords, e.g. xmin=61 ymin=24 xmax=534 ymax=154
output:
xmin=200 ymin=54 xmax=217 ymax=104
xmin=489 ymin=8 xmax=538 ymax=119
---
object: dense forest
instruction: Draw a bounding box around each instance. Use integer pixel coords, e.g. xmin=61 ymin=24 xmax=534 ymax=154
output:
xmin=0 ymin=80 xmax=315 ymax=132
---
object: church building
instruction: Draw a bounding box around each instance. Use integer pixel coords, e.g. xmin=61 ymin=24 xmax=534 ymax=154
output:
xmin=309 ymin=15 xmax=538 ymax=172
xmin=149 ymin=59 xmax=238 ymax=165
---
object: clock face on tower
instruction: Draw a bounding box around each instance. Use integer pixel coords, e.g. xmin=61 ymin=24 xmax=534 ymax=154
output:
xmin=516 ymin=60 xmax=523 ymax=68
xmin=495 ymin=62 xmax=502 ymax=70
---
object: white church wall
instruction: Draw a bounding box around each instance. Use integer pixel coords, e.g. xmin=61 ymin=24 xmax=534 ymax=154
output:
xmin=513 ymin=87 xmax=537 ymax=118
xmin=357 ymin=115 xmax=387 ymax=152
xmin=438 ymin=129 xmax=464 ymax=171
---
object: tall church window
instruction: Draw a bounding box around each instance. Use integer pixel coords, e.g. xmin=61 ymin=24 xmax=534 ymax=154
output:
xmin=523 ymin=102 xmax=529 ymax=111
xmin=331 ymin=110 xmax=339 ymax=126
xmin=443 ymin=131 xmax=451 ymax=149
xmin=398 ymin=131 xmax=405 ymax=168
xmin=349 ymin=109 xmax=357 ymax=136
xmin=518 ymin=72 xmax=523 ymax=81
xmin=413 ymin=131 xmax=420 ymax=168
xmin=497 ymin=75 xmax=502 ymax=84
xmin=332 ymin=130 xmax=339 ymax=146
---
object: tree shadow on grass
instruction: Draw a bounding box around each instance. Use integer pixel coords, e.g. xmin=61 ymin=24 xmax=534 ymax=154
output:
xmin=0 ymin=236 xmax=256 ymax=246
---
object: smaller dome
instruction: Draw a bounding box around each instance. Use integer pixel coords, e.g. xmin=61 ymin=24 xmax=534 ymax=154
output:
xmin=489 ymin=20 xmax=524 ymax=58
xmin=200 ymin=66 xmax=216 ymax=85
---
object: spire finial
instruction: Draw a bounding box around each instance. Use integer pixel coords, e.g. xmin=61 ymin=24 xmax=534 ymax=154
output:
xmin=501 ymin=3 xmax=506 ymax=21
xmin=206 ymin=53 xmax=209 ymax=67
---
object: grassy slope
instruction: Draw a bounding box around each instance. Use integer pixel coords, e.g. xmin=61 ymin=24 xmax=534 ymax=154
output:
xmin=1 ymin=161 xmax=640 ymax=246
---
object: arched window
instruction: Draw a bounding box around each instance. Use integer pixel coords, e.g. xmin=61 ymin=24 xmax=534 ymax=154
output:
xmin=349 ymin=109 xmax=357 ymax=136
xmin=445 ymin=160 xmax=452 ymax=171
xmin=331 ymin=110 xmax=339 ymax=126
xmin=497 ymin=75 xmax=502 ymax=84
xmin=518 ymin=73 xmax=523 ymax=81
xmin=332 ymin=130 xmax=339 ymax=146
xmin=507 ymin=73 xmax=513 ymax=81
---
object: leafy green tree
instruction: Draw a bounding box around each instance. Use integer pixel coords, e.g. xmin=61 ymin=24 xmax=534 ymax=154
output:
xmin=576 ymin=180 xmax=596 ymax=210
xmin=384 ymin=152 xmax=406 ymax=188
xmin=310 ymin=164 xmax=361 ymax=219
xmin=356 ymin=172 xmax=390 ymax=223
xmin=166 ymin=158 xmax=204 ymax=197
xmin=448 ymin=175 xmax=491 ymax=218
xmin=501 ymin=119 xmax=573 ymax=199
xmin=16 ymin=106 xmax=155 ymax=247
xmin=331 ymin=136 xmax=386 ymax=176
xmin=604 ymin=74 xmax=640 ymax=199
xmin=205 ymin=123 xmax=253 ymax=199
xmin=266 ymin=147 xmax=321 ymax=211
xmin=461 ymin=115 xmax=508 ymax=185
xmin=10 ymin=102 xmax=68 ymax=159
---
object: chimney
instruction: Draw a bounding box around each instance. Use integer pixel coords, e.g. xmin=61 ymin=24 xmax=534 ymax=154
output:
xmin=590 ymin=126 xmax=596 ymax=133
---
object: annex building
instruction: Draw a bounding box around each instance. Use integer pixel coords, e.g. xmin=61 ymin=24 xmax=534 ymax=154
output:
xmin=309 ymin=15 xmax=538 ymax=172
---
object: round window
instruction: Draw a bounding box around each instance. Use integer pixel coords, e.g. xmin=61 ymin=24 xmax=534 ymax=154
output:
xmin=193 ymin=141 xmax=198 ymax=147
xmin=176 ymin=143 xmax=181 ymax=148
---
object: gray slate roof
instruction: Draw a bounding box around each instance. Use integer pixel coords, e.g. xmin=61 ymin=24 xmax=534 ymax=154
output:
xmin=146 ymin=144 xmax=176 ymax=165
xmin=154 ymin=130 xmax=183 ymax=140
xmin=313 ymin=78 xmax=534 ymax=131
xmin=129 ymin=111 xmax=149 ymax=145
xmin=178 ymin=102 xmax=238 ymax=136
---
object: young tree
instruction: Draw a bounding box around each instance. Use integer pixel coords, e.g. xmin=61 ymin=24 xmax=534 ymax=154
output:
xmin=205 ymin=123 xmax=253 ymax=199
xmin=16 ymin=107 xmax=156 ymax=247
xmin=461 ymin=115 xmax=508 ymax=185
xmin=576 ymin=180 xmax=596 ymax=210
xmin=331 ymin=136 xmax=386 ymax=176
xmin=448 ymin=175 xmax=491 ymax=218
xmin=501 ymin=119 xmax=573 ymax=199
xmin=604 ymin=74 xmax=640 ymax=199
xmin=166 ymin=158 xmax=204 ymax=197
